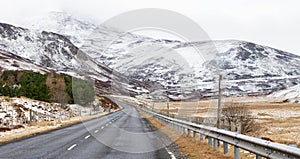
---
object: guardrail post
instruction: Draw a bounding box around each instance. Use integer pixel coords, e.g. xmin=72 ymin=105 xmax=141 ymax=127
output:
xmin=213 ymin=138 xmax=219 ymax=149
xmin=255 ymin=136 xmax=262 ymax=159
xmin=208 ymin=137 xmax=212 ymax=146
xmin=234 ymin=146 xmax=240 ymax=159
xmin=200 ymin=134 xmax=204 ymax=142
xmin=255 ymin=155 xmax=262 ymax=159
xmin=187 ymin=129 xmax=191 ymax=136
xmin=223 ymin=142 xmax=228 ymax=154
xmin=193 ymin=131 xmax=197 ymax=138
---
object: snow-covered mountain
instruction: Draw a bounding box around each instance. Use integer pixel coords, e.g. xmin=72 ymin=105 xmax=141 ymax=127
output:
xmin=116 ymin=39 xmax=300 ymax=98
xmin=0 ymin=22 xmax=150 ymax=96
xmin=0 ymin=22 xmax=81 ymax=71
xmin=0 ymin=12 xmax=300 ymax=98
xmin=195 ymin=40 xmax=300 ymax=97
xmin=22 ymin=12 xmax=300 ymax=99
xmin=23 ymin=12 xmax=136 ymax=66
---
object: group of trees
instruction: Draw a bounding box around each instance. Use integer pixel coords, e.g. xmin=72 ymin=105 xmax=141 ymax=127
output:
xmin=0 ymin=71 xmax=50 ymax=102
xmin=0 ymin=70 xmax=95 ymax=106
xmin=19 ymin=71 xmax=51 ymax=102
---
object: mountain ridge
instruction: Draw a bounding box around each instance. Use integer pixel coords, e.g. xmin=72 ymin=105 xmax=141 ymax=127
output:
xmin=0 ymin=22 xmax=151 ymax=97
xmin=2 ymin=12 xmax=300 ymax=100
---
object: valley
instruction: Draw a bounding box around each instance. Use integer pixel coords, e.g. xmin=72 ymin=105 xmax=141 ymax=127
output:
xmin=0 ymin=11 xmax=299 ymax=159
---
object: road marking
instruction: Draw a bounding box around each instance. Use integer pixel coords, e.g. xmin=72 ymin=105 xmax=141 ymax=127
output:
xmin=94 ymin=130 xmax=99 ymax=133
xmin=106 ymin=124 xmax=109 ymax=126
xmin=165 ymin=148 xmax=176 ymax=159
xmin=109 ymin=122 xmax=112 ymax=124
xmin=67 ymin=144 xmax=77 ymax=151
xmin=85 ymin=135 xmax=90 ymax=139
xmin=101 ymin=126 xmax=104 ymax=129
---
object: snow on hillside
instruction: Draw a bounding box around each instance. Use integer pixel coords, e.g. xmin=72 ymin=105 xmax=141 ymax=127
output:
xmin=106 ymin=38 xmax=300 ymax=98
xmin=0 ymin=96 xmax=104 ymax=129
xmin=0 ymin=50 xmax=51 ymax=74
xmin=24 ymin=11 xmax=99 ymax=47
xmin=0 ymin=21 xmax=151 ymax=96
xmin=13 ymin=12 xmax=300 ymax=98
xmin=268 ymin=85 xmax=300 ymax=100
xmin=0 ymin=97 xmax=74 ymax=127
xmin=0 ymin=22 xmax=81 ymax=71
xmin=23 ymin=12 xmax=125 ymax=63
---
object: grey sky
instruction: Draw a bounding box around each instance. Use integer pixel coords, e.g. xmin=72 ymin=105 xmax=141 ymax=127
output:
xmin=1 ymin=0 xmax=300 ymax=54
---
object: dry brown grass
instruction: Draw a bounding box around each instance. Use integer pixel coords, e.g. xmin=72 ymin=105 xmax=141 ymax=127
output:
xmin=255 ymin=117 xmax=300 ymax=147
xmin=140 ymin=111 xmax=233 ymax=159
xmin=149 ymin=96 xmax=300 ymax=147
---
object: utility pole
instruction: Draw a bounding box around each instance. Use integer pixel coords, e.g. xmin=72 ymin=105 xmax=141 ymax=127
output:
xmin=152 ymin=102 xmax=154 ymax=112
xmin=217 ymin=74 xmax=222 ymax=129
xmin=167 ymin=98 xmax=170 ymax=117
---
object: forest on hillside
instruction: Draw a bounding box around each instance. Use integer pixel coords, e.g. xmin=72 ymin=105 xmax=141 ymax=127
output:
xmin=0 ymin=70 xmax=95 ymax=106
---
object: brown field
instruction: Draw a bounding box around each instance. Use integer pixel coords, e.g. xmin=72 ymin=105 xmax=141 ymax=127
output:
xmin=146 ymin=96 xmax=300 ymax=147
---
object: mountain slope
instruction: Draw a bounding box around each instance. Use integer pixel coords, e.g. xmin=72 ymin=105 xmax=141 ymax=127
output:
xmin=0 ymin=22 xmax=150 ymax=96
xmin=20 ymin=12 xmax=300 ymax=99
xmin=268 ymin=85 xmax=300 ymax=99
xmin=0 ymin=49 xmax=51 ymax=73
xmin=0 ymin=22 xmax=81 ymax=71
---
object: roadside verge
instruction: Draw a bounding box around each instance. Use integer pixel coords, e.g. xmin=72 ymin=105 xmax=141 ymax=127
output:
xmin=0 ymin=109 xmax=121 ymax=143
xmin=140 ymin=110 xmax=233 ymax=159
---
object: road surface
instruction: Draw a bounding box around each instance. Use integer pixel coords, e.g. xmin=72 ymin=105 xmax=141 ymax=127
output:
xmin=0 ymin=100 xmax=177 ymax=159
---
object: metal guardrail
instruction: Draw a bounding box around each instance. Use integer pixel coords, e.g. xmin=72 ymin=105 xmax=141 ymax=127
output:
xmin=142 ymin=108 xmax=300 ymax=159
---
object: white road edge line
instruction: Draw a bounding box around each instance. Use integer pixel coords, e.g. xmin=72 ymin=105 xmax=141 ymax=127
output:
xmin=85 ymin=135 xmax=91 ymax=139
xmin=165 ymin=148 xmax=176 ymax=159
xmin=94 ymin=130 xmax=99 ymax=133
xmin=67 ymin=144 xmax=77 ymax=151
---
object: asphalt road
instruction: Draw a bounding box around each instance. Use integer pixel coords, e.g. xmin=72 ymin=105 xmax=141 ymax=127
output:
xmin=0 ymin=100 xmax=176 ymax=159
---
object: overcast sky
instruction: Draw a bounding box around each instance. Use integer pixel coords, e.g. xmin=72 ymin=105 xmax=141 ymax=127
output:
xmin=1 ymin=0 xmax=300 ymax=54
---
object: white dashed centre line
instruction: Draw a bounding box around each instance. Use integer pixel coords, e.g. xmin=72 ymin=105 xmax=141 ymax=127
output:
xmin=85 ymin=135 xmax=90 ymax=139
xmin=165 ymin=148 xmax=176 ymax=159
xmin=101 ymin=126 xmax=104 ymax=129
xmin=67 ymin=144 xmax=77 ymax=151
xmin=94 ymin=130 xmax=99 ymax=133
